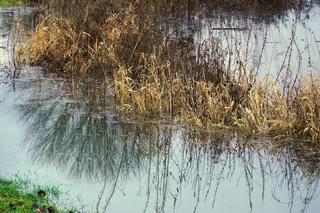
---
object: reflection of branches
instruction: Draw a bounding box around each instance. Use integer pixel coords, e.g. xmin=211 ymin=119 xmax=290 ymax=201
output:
xmin=267 ymin=140 xmax=320 ymax=213
xmin=18 ymin=93 xmax=166 ymax=181
xmin=258 ymin=153 xmax=266 ymax=204
xmin=151 ymin=0 xmax=319 ymax=25
xmin=101 ymin=142 xmax=126 ymax=213
xmin=15 ymin=81 xmax=320 ymax=212
xmin=142 ymin=142 xmax=152 ymax=213
xmin=212 ymin=157 xmax=227 ymax=209
xmin=243 ymin=150 xmax=254 ymax=211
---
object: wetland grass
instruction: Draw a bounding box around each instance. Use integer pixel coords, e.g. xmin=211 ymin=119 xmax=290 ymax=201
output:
xmin=16 ymin=0 xmax=320 ymax=140
xmin=16 ymin=93 xmax=320 ymax=211
xmin=0 ymin=176 xmax=69 ymax=212
xmin=0 ymin=0 xmax=23 ymax=7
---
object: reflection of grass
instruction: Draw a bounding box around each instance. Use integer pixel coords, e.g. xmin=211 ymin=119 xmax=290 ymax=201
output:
xmin=13 ymin=81 xmax=320 ymax=211
xmin=0 ymin=0 xmax=23 ymax=7
xmin=0 ymin=176 xmax=64 ymax=212
xmin=18 ymin=95 xmax=165 ymax=180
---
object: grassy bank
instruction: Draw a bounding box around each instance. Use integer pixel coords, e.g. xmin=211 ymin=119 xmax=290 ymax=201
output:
xmin=0 ymin=0 xmax=23 ymax=7
xmin=0 ymin=176 xmax=68 ymax=212
xmin=16 ymin=0 xmax=320 ymax=140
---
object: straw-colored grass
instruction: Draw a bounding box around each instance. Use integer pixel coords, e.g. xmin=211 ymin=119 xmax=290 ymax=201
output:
xmin=18 ymin=4 xmax=157 ymax=77
xmin=234 ymin=77 xmax=320 ymax=139
xmin=113 ymin=52 xmax=320 ymax=140
xmin=16 ymin=0 xmax=320 ymax=140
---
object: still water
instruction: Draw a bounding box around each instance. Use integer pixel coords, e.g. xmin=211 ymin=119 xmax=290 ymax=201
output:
xmin=0 ymin=4 xmax=320 ymax=213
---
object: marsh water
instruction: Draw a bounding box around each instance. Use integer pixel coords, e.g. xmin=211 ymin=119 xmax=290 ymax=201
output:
xmin=1 ymin=4 xmax=320 ymax=213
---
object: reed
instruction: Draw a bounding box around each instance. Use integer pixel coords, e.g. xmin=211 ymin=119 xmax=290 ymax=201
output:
xmin=16 ymin=0 xmax=320 ymax=140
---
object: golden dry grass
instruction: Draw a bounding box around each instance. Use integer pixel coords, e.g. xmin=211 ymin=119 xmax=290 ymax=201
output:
xmin=113 ymin=53 xmax=320 ymax=140
xmin=17 ymin=16 xmax=77 ymax=71
xmin=18 ymin=4 xmax=157 ymax=77
xmin=16 ymin=0 xmax=320 ymax=140
xmin=234 ymin=77 xmax=320 ymax=139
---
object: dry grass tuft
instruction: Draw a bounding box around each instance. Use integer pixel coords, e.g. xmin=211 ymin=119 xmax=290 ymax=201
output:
xmin=232 ymin=77 xmax=320 ymax=139
xmin=18 ymin=4 xmax=157 ymax=77
xmin=17 ymin=16 xmax=77 ymax=72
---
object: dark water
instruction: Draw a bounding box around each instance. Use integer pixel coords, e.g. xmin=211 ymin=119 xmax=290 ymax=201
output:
xmin=1 ymin=5 xmax=320 ymax=213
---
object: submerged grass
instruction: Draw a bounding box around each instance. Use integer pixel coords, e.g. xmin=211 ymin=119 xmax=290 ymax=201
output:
xmin=16 ymin=0 xmax=320 ymax=140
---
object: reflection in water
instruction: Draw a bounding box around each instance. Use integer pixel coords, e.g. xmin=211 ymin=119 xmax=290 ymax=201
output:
xmin=0 ymin=7 xmax=32 ymax=76
xmin=1 ymin=2 xmax=319 ymax=213
xmin=14 ymin=79 xmax=320 ymax=212
xmin=150 ymin=0 xmax=320 ymax=25
xmin=162 ymin=4 xmax=320 ymax=83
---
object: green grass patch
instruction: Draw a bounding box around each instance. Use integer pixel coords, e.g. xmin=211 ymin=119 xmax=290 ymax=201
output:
xmin=0 ymin=0 xmax=23 ymax=7
xmin=0 ymin=176 xmax=73 ymax=212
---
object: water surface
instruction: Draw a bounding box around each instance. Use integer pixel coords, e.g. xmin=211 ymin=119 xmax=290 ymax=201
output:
xmin=0 ymin=5 xmax=320 ymax=213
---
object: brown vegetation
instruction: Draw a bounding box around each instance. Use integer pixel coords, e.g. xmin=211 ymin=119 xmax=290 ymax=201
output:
xmin=17 ymin=0 xmax=320 ymax=140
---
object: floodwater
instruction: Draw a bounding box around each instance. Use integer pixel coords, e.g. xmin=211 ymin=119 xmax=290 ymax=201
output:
xmin=164 ymin=3 xmax=320 ymax=79
xmin=1 ymin=4 xmax=320 ymax=213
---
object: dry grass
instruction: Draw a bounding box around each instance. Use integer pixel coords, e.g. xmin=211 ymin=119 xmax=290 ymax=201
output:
xmin=16 ymin=0 xmax=320 ymax=140
xmin=17 ymin=16 xmax=78 ymax=72
xmin=234 ymin=77 xmax=320 ymax=139
xmin=18 ymin=4 xmax=157 ymax=77
xmin=113 ymin=51 xmax=320 ymax=140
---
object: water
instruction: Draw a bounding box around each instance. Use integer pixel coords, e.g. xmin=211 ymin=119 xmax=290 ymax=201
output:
xmin=1 ymin=5 xmax=320 ymax=213
xmin=164 ymin=4 xmax=320 ymax=80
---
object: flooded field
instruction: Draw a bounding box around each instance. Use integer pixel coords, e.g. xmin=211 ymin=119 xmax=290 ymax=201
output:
xmin=1 ymin=1 xmax=320 ymax=213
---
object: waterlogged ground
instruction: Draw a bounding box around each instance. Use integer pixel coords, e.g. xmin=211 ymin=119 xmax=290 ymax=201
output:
xmin=0 ymin=5 xmax=320 ymax=213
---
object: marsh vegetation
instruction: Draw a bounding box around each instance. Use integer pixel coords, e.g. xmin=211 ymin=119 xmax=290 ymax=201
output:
xmin=12 ymin=78 xmax=320 ymax=212
xmin=0 ymin=0 xmax=320 ymax=212
xmin=0 ymin=176 xmax=68 ymax=212
xmin=14 ymin=0 xmax=320 ymax=140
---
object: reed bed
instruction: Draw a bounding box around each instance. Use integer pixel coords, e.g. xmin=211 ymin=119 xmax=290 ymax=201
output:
xmin=113 ymin=54 xmax=320 ymax=140
xmin=17 ymin=0 xmax=320 ymax=140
